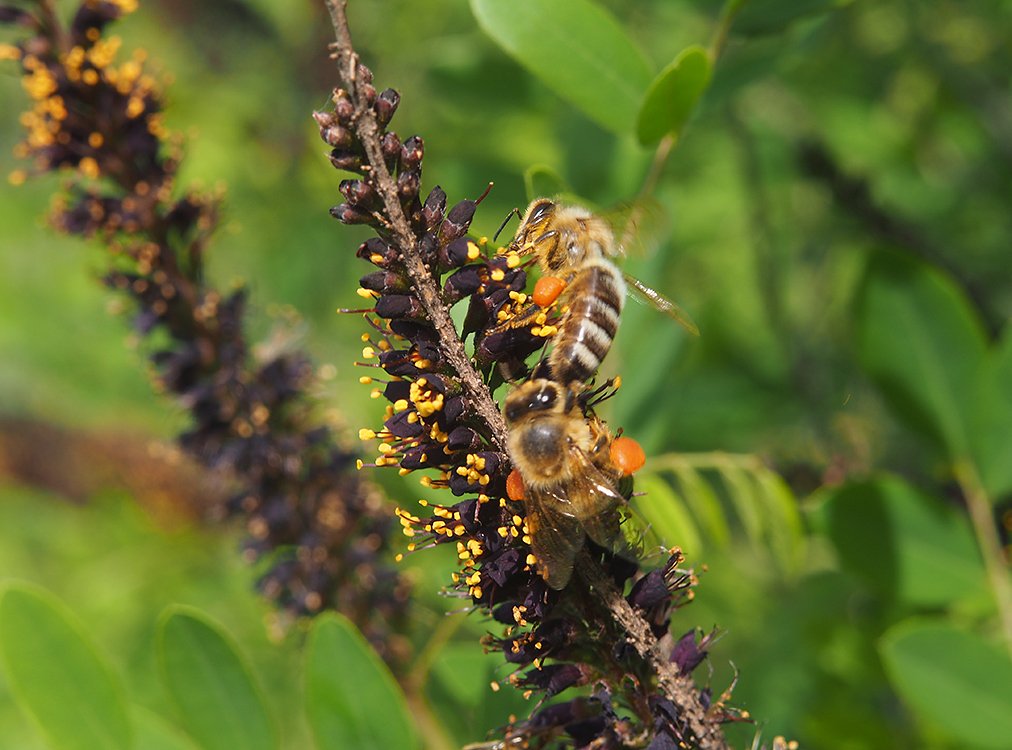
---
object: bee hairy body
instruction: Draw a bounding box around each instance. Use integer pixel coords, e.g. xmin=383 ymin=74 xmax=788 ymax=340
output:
xmin=549 ymin=258 xmax=625 ymax=387
xmin=503 ymin=379 xmax=623 ymax=589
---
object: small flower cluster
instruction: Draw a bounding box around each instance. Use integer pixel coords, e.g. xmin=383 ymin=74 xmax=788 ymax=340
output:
xmin=3 ymin=0 xmax=409 ymax=658
xmin=322 ymin=49 xmax=737 ymax=747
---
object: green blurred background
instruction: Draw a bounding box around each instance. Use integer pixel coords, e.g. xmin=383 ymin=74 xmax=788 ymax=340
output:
xmin=1 ymin=1 xmax=1010 ymax=748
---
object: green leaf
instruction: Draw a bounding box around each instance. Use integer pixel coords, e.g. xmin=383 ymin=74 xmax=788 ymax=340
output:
xmin=132 ymin=706 xmax=200 ymax=750
xmin=0 ymin=582 xmax=131 ymax=750
xmin=633 ymin=472 xmax=702 ymax=557
xmin=733 ymin=0 xmax=847 ymax=36
xmin=753 ymin=469 xmax=804 ymax=576
xmin=304 ymin=613 xmax=418 ymax=750
xmin=672 ymin=466 xmax=730 ymax=547
xmin=636 ymin=46 xmax=712 ymax=145
xmin=721 ymin=465 xmax=763 ymax=543
xmin=880 ymin=620 xmax=1012 ymax=749
xmin=821 ymin=475 xmax=986 ymax=607
xmin=157 ymin=607 xmax=277 ymax=750
xmin=971 ymin=328 xmax=1012 ymax=499
xmin=470 ymin=0 xmax=652 ymax=135
xmin=856 ymin=251 xmax=988 ymax=457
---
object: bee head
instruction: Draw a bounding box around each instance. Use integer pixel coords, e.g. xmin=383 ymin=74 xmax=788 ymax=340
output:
xmin=524 ymin=198 xmax=556 ymax=227
xmin=503 ymin=379 xmax=570 ymax=424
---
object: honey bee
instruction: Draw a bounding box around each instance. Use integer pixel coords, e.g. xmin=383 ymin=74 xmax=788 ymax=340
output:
xmin=499 ymin=198 xmax=698 ymax=386
xmin=503 ymin=378 xmax=624 ymax=589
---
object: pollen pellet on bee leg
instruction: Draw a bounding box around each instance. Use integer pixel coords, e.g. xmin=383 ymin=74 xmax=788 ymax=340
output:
xmin=532 ymin=275 xmax=567 ymax=307
xmin=610 ymin=435 xmax=646 ymax=475
xmin=506 ymin=467 xmax=526 ymax=501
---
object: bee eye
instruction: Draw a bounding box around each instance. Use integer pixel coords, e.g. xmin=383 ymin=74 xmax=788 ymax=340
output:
xmin=530 ymin=201 xmax=554 ymax=223
xmin=533 ymin=386 xmax=557 ymax=410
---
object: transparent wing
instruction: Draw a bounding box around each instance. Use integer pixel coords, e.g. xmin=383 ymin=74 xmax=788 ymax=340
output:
xmin=525 ymin=498 xmax=582 ymax=590
xmin=600 ymin=198 xmax=669 ymax=258
xmin=623 ymin=272 xmax=700 ymax=336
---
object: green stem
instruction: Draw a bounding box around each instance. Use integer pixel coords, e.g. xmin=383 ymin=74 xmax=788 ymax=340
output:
xmin=954 ymin=458 xmax=1012 ymax=659
xmin=619 ymin=134 xmax=675 ymax=251
xmin=709 ymin=0 xmax=751 ymax=62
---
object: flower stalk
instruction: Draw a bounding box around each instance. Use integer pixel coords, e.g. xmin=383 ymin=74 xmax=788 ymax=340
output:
xmin=321 ymin=1 xmax=738 ymax=746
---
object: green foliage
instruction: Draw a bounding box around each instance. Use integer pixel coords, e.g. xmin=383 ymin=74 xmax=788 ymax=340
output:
xmin=643 ymin=453 xmax=804 ymax=577
xmin=856 ymin=251 xmax=988 ymax=457
xmin=304 ymin=613 xmax=418 ymax=750
xmin=3 ymin=0 xmax=1011 ymax=748
xmin=636 ymin=46 xmax=712 ymax=146
xmin=0 ymin=583 xmax=132 ymax=750
xmin=817 ymin=475 xmax=986 ymax=607
xmin=470 ymin=0 xmax=652 ymax=134
xmin=733 ymin=0 xmax=848 ymax=36
xmin=970 ymin=328 xmax=1012 ymax=498
xmin=157 ymin=608 xmax=278 ymax=750
xmin=880 ymin=621 xmax=1012 ymax=749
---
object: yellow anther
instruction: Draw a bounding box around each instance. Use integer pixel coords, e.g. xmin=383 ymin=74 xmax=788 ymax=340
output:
xmin=393 ymin=398 xmax=409 ymax=411
xmin=362 ymin=346 xmax=376 ymax=359
xmin=490 ymin=268 xmax=505 ymax=282
xmin=359 ymin=428 xmax=376 ymax=440
xmin=466 ymin=241 xmax=481 ymax=260
xmin=506 ymin=251 xmax=521 ymax=268
xmin=356 ymin=287 xmax=376 ymax=299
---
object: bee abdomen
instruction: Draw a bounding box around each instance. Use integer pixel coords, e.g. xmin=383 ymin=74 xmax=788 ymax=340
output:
xmin=549 ymin=259 xmax=625 ymax=384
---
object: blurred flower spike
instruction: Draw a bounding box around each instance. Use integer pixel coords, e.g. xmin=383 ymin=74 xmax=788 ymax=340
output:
xmin=320 ymin=45 xmax=738 ymax=746
xmin=3 ymin=0 xmax=410 ymax=661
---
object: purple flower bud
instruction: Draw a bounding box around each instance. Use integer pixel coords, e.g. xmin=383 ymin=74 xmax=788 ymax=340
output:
xmin=384 ymin=380 xmax=411 ymax=403
xmin=374 ymin=88 xmax=400 ymax=128
xmin=328 ymin=148 xmax=363 ymax=171
xmin=333 ymin=92 xmax=355 ymax=122
xmin=670 ymin=630 xmax=707 ymax=675
xmin=389 ymin=319 xmax=437 ymax=342
xmin=355 ymin=63 xmax=373 ymax=85
xmin=444 ymin=265 xmax=483 ymax=299
xmin=447 ymin=426 xmax=479 ymax=451
xmin=357 ymin=237 xmax=398 ymax=267
xmin=519 ymin=664 xmax=587 ymax=697
xmin=400 ymin=136 xmax=424 ymax=170
xmin=396 ymin=169 xmax=420 ymax=201
xmin=380 ymin=132 xmax=401 ymax=168
xmin=340 ymin=178 xmax=378 ymax=207
xmin=422 ymin=186 xmax=447 ymax=229
xmin=385 ymin=410 xmax=424 ymax=439
xmin=375 ymin=293 xmax=422 ymax=319
xmin=330 ymin=203 xmax=373 ymax=225
xmin=439 ymin=200 xmax=476 ymax=243
xmin=440 ymin=237 xmax=473 ymax=270
xmin=359 ymin=270 xmax=407 ymax=294
xmin=443 ymin=395 xmax=465 ymax=424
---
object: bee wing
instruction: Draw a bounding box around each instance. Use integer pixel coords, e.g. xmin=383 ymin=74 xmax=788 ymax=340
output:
xmin=623 ymin=272 xmax=700 ymax=336
xmin=557 ymin=444 xmax=625 ymax=550
xmin=525 ymin=493 xmax=582 ymax=590
xmin=600 ymin=198 xmax=669 ymax=258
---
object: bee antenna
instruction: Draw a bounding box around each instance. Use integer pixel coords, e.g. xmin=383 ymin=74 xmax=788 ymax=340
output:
xmin=474 ymin=181 xmax=494 ymax=205
xmin=494 ymin=207 xmax=521 ymax=242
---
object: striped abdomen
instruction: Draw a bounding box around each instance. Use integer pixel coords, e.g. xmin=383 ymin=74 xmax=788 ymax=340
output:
xmin=549 ymin=259 xmax=625 ymax=385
